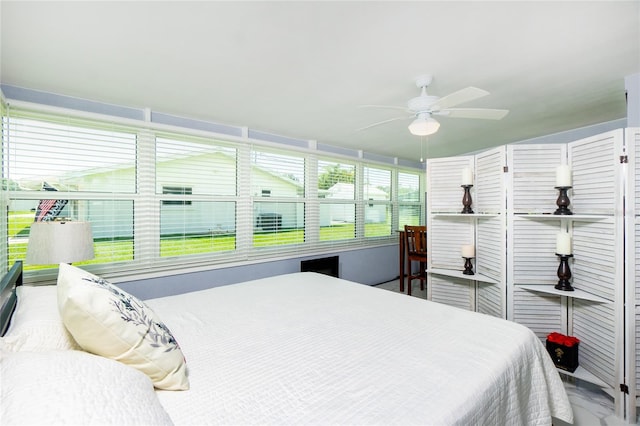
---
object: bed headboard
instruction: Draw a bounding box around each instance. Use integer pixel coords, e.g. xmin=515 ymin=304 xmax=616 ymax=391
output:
xmin=0 ymin=261 xmax=23 ymax=337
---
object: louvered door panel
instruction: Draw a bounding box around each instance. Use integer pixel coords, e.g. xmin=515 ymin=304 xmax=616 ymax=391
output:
xmin=512 ymin=288 xmax=563 ymax=340
xmin=427 ymin=156 xmax=474 ymax=213
xmin=507 ymin=144 xmax=565 ymax=214
xmin=477 ymin=216 xmax=503 ymax=281
xmin=572 ymin=300 xmax=616 ymax=387
xmin=477 ymin=282 xmax=502 ymax=318
xmin=511 ymin=217 xmax=560 ymax=284
xmin=634 ymin=128 xmax=640 ymax=213
xmin=636 ymin=221 xmax=640 ymax=307
xmin=431 ymin=275 xmax=474 ymax=311
xmin=572 ymin=219 xmax=616 ymax=301
xmin=636 ymin=306 xmax=640 ymax=399
xmin=429 ymin=216 xmax=473 ymax=270
xmin=568 ymin=131 xmax=622 ymax=214
xmin=475 ymin=146 xmax=504 ymax=213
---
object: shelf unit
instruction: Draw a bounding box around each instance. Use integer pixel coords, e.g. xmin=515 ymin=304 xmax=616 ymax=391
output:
xmin=506 ymin=133 xmax=624 ymax=418
xmin=427 ymin=268 xmax=499 ymax=284
xmin=625 ymin=127 xmax=640 ymax=422
xmin=518 ymin=285 xmax=612 ymax=303
xmin=427 ymin=147 xmax=506 ymax=317
xmin=427 ymin=129 xmax=638 ymax=422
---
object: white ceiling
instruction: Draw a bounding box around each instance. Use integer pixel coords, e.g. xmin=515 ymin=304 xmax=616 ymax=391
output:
xmin=1 ymin=1 xmax=639 ymax=161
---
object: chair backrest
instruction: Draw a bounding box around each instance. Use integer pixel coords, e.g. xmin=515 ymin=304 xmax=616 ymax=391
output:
xmin=404 ymin=225 xmax=427 ymax=256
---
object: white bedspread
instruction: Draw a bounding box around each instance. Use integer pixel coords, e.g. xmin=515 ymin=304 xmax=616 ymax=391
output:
xmin=147 ymin=272 xmax=572 ymax=425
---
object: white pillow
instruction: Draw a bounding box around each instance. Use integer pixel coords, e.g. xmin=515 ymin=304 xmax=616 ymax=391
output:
xmin=1 ymin=285 xmax=80 ymax=351
xmin=0 ymin=350 xmax=174 ymax=425
xmin=57 ymin=263 xmax=189 ymax=390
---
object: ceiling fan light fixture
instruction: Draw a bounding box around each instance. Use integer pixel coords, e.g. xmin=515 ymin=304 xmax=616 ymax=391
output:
xmin=409 ymin=116 xmax=440 ymax=136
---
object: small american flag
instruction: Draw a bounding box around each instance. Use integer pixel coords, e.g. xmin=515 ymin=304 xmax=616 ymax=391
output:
xmin=34 ymin=182 xmax=68 ymax=222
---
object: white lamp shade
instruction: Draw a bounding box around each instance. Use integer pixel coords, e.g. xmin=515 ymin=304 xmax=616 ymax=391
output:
xmin=26 ymin=221 xmax=95 ymax=265
xmin=408 ymin=116 xmax=440 ymax=136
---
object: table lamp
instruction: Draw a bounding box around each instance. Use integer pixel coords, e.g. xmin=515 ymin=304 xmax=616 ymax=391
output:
xmin=26 ymin=220 xmax=95 ymax=265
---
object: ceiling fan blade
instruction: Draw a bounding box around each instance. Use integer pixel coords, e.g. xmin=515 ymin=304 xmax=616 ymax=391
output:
xmin=435 ymin=108 xmax=509 ymax=120
xmin=358 ymin=104 xmax=408 ymax=112
xmin=356 ymin=115 xmax=412 ymax=132
xmin=430 ymin=87 xmax=489 ymax=111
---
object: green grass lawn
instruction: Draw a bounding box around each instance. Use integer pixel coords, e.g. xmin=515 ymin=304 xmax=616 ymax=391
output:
xmin=9 ymin=213 xmax=394 ymax=270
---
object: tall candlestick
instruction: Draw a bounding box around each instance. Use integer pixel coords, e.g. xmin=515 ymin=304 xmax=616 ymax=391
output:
xmin=461 ymin=244 xmax=475 ymax=258
xmin=556 ymin=232 xmax=572 ymax=255
xmin=461 ymin=167 xmax=473 ymax=186
xmin=556 ymin=165 xmax=572 ymax=187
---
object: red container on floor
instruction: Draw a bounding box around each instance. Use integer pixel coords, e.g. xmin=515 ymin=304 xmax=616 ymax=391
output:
xmin=546 ymin=332 xmax=579 ymax=373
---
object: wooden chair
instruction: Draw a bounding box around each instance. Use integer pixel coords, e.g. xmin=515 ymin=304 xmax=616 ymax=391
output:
xmin=404 ymin=225 xmax=427 ymax=296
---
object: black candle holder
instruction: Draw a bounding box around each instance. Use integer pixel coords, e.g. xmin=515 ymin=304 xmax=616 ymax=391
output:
xmin=463 ymin=257 xmax=474 ymax=275
xmin=554 ymin=186 xmax=573 ymax=215
xmin=461 ymin=185 xmax=474 ymax=214
xmin=555 ymin=253 xmax=574 ymax=291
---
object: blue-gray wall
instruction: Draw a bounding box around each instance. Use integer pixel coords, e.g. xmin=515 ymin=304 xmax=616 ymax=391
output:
xmin=120 ymin=245 xmax=398 ymax=300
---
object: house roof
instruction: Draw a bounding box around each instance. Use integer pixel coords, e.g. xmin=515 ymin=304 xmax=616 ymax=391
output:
xmin=1 ymin=1 xmax=638 ymax=161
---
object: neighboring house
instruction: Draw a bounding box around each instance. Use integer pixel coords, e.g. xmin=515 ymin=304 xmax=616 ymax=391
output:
xmin=17 ymin=151 xmax=305 ymax=238
xmin=325 ymin=183 xmax=388 ymax=224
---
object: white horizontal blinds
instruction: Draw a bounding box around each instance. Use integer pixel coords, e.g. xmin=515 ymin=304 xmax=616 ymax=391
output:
xmin=430 ymin=275 xmax=474 ymax=311
xmin=511 ymin=218 xmax=560 ymax=284
xmin=318 ymin=159 xmax=356 ymax=242
xmin=512 ymin=289 xmax=563 ymax=340
xmin=3 ymin=110 xmax=136 ymax=193
xmin=475 ymin=146 xmax=504 ymax=213
xmin=571 ymin=219 xmax=616 ymax=301
xmin=429 ymin=216 xmax=473 ymax=269
xmin=156 ymin=135 xmax=237 ymax=196
xmin=427 ymin=156 xmax=473 ymax=213
xmin=251 ymin=148 xmax=305 ymax=249
xmin=156 ymin=134 xmax=238 ymax=258
xmin=568 ymin=130 xmax=622 ymax=214
xmin=398 ymin=171 xmax=423 ymax=227
xmin=507 ymin=144 xmax=565 ymax=214
xmin=363 ymin=166 xmax=391 ymax=238
xmin=3 ymin=109 xmax=136 ymax=270
xmin=573 ymin=300 xmax=616 ymax=387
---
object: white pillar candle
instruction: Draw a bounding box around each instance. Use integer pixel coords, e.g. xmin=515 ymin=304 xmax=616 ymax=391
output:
xmin=556 ymin=165 xmax=572 ymax=187
xmin=556 ymin=232 xmax=572 ymax=255
xmin=461 ymin=244 xmax=475 ymax=258
xmin=461 ymin=167 xmax=473 ymax=185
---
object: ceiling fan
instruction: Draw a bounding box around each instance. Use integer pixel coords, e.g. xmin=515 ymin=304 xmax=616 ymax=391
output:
xmin=358 ymin=75 xmax=509 ymax=136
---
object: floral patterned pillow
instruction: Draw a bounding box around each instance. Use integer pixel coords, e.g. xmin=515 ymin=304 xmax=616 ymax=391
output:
xmin=57 ymin=263 xmax=189 ymax=390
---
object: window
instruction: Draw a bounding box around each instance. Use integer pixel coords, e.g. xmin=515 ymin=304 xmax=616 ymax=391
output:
xmin=1 ymin=103 xmax=424 ymax=279
xmin=2 ymin=111 xmax=137 ymax=271
xmin=363 ymin=166 xmax=392 ymax=237
xmin=156 ymin=135 xmax=237 ymax=258
xmin=251 ymin=149 xmax=305 ymax=248
xmin=318 ymin=160 xmax=356 ymax=242
xmin=398 ymin=171 xmax=424 ymax=228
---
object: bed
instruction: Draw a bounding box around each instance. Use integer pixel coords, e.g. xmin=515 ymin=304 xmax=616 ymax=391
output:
xmin=0 ymin=261 xmax=573 ymax=425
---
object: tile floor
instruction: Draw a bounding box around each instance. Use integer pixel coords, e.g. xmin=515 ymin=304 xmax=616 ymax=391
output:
xmin=373 ymin=279 xmax=631 ymax=425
